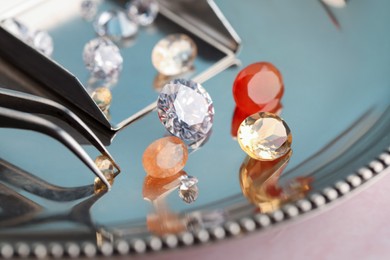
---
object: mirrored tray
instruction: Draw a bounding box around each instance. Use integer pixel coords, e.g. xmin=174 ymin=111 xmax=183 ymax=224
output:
xmin=0 ymin=0 xmax=389 ymax=258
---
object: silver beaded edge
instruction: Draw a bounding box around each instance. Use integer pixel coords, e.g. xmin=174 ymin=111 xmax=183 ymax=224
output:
xmin=1 ymin=148 xmax=389 ymax=258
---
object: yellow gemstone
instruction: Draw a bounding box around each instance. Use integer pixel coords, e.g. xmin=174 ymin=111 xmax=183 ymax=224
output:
xmin=94 ymin=155 xmax=115 ymax=194
xmin=142 ymin=136 xmax=188 ymax=178
xmin=91 ymin=87 xmax=112 ymax=111
xmin=237 ymin=112 xmax=292 ymax=161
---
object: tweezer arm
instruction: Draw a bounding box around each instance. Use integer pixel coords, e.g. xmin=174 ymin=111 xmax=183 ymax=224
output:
xmin=0 ymin=107 xmax=111 ymax=190
xmin=0 ymin=158 xmax=94 ymax=201
xmin=0 ymin=87 xmax=120 ymax=171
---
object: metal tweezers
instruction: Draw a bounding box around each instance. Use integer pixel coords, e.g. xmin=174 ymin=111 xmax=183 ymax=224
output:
xmin=0 ymin=87 xmax=120 ymax=190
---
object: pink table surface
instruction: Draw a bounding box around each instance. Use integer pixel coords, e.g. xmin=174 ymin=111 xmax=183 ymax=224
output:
xmin=133 ymin=167 xmax=390 ymax=260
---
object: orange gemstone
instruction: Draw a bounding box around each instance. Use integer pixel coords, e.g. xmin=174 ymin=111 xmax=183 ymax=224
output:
xmin=142 ymin=136 xmax=188 ymax=178
xmin=233 ymin=62 xmax=284 ymax=114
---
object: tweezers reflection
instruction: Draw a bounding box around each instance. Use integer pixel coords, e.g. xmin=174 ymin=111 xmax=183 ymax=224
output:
xmin=0 ymin=158 xmax=106 ymax=229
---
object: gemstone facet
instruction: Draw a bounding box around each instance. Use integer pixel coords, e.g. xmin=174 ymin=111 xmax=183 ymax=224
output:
xmin=233 ymin=62 xmax=284 ymax=115
xmin=94 ymin=155 xmax=115 ymax=193
xmin=91 ymin=87 xmax=112 ymax=111
xmin=178 ymin=175 xmax=199 ymax=204
xmin=143 ymin=136 xmax=188 ymax=178
xmin=237 ymin=112 xmax=292 ymax=161
xmin=83 ymin=37 xmax=123 ymax=79
xmin=126 ymin=0 xmax=159 ymax=26
xmin=94 ymin=10 xmax=138 ymax=41
xmin=152 ymin=34 xmax=197 ymax=76
xmin=157 ymin=79 xmax=214 ymax=142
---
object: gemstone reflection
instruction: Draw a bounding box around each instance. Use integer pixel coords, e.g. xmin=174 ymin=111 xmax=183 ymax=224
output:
xmin=239 ymin=151 xmax=312 ymax=213
xmin=143 ymin=172 xmax=203 ymax=236
xmin=143 ymin=171 xmax=185 ymax=201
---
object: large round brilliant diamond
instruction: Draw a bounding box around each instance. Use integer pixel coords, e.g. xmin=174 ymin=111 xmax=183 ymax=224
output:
xmin=157 ymin=79 xmax=214 ymax=142
xmin=83 ymin=37 xmax=123 ymax=79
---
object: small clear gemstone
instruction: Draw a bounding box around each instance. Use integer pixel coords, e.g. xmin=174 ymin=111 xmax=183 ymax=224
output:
xmin=157 ymin=79 xmax=214 ymax=142
xmin=81 ymin=0 xmax=99 ymax=21
xmin=179 ymin=175 xmax=199 ymax=204
xmin=94 ymin=10 xmax=138 ymax=41
xmin=237 ymin=112 xmax=292 ymax=161
xmin=91 ymin=87 xmax=112 ymax=111
xmin=83 ymin=37 xmax=123 ymax=79
xmin=126 ymin=0 xmax=159 ymax=26
xmin=94 ymin=155 xmax=115 ymax=193
xmin=1 ymin=18 xmax=30 ymax=42
xmin=152 ymin=34 xmax=197 ymax=76
xmin=1 ymin=18 xmax=53 ymax=56
xmin=31 ymin=30 xmax=53 ymax=56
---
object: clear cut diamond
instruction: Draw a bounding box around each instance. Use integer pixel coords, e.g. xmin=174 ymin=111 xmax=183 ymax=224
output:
xmin=32 ymin=30 xmax=53 ymax=56
xmin=152 ymin=34 xmax=197 ymax=76
xmin=157 ymin=79 xmax=214 ymax=142
xmin=94 ymin=10 xmax=138 ymax=41
xmin=1 ymin=18 xmax=30 ymax=42
xmin=83 ymin=37 xmax=123 ymax=79
xmin=126 ymin=0 xmax=159 ymax=26
xmin=179 ymin=175 xmax=199 ymax=204
xmin=2 ymin=18 xmax=54 ymax=56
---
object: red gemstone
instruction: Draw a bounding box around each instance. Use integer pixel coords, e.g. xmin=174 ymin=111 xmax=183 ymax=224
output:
xmin=233 ymin=62 xmax=284 ymax=114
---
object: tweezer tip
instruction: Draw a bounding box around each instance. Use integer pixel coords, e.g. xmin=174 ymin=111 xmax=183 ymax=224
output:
xmin=103 ymin=180 xmax=112 ymax=191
